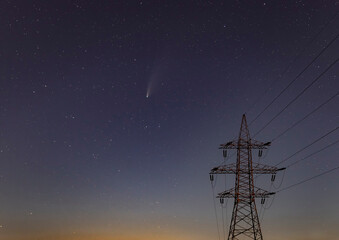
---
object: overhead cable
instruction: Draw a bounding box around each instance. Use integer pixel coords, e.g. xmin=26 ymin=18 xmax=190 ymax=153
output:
xmin=253 ymin=57 xmax=339 ymax=137
xmin=275 ymin=126 xmax=339 ymax=166
xmin=250 ymin=32 xmax=339 ymax=127
xmin=286 ymin=139 xmax=339 ymax=168
xmin=211 ymin=177 xmax=221 ymax=240
xmin=246 ymin=12 xmax=339 ymax=116
xmin=271 ymin=91 xmax=338 ymax=142
xmin=276 ymin=166 xmax=339 ymax=193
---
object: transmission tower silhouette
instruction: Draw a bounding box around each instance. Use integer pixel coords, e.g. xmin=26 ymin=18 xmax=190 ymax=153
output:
xmin=210 ymin=114 xmax=285 ymax=240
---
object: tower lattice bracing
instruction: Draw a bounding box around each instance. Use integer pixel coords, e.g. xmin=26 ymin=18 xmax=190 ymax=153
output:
xmin=210 ymin=114 xmax=285 ymax=240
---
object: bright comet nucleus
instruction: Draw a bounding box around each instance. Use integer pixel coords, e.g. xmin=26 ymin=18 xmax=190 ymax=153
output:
xmin=146 ymin=85 xmax=151 ymax=98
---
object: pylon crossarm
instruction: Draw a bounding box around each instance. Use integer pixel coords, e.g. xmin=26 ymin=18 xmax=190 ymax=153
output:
xmin=251 ymin=139 xmax=271 ymax=149
xmin=252 ymin=163 xmax=286 ymax=174
xmin=219 ymin=140 xmax=237 ymax=149
xmin=217 ymin=187 xmax=235 ymax=198
xmin=210 ymin=163 xmax=285 ymax=174
xmin=210 ymin=163 xmax=237 ymax=174
xmin=253 ymin=187 xmax=275 ymax=198
xmin=219 ymin=139 xmax=271 ymax=149
xmin=217 ymin=187 xmax=275 ymax=199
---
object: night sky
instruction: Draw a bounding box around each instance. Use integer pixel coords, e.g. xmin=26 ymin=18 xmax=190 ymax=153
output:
xmin=1 ymin=1 xmax=338 ymax=240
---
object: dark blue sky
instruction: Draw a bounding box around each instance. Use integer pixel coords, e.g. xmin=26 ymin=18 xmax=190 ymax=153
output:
xmin=0 ymin=1 xmax=338 ymax=240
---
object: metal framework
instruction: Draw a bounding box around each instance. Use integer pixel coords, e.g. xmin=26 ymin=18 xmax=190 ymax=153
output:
xmin=210 ymin=114 xmax=285 ymax=240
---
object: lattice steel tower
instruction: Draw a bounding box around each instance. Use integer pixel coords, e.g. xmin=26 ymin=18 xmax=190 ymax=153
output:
xmin=209 ymin=114 xmax=285 ymax=240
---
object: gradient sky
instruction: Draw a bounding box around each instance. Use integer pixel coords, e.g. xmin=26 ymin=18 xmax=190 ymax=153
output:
xmin=0 ymin=1 xmax=338 ymax=240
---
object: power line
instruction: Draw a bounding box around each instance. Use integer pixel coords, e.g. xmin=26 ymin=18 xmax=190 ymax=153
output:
xmin=259 ymin=182 xmax=274 ymax=223
xmin=249 ymin=32 xmax=339 ymax=126
xmin=211 ymin=178 xmax=221 ymax=240
xmin=287 ymin=139 xmax=339 ymax=168
xmin=253 ymin=57 xmax=339 ymax=137
xmin=221 ymin=197 xmax=228 ymax=240
xmin=275 ymin=126 xmax=339 ymax=166
xmin=268 ymin=139 xmax=338 ymax=188
xmin=246 ymin=12 xmax=338 ymax=116
xmin=272 ymin=168 xmax=286 ymax=189
xmin=254 ymin=131 xmax=338 ymax=184
xmin=271 ymin=91 xmax=338 ymax=142
xmin=276 ymin=166 xmax=339 ymax=193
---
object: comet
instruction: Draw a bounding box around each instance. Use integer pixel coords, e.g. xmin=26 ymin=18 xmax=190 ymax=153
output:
xmin=146 ymin=84 xmax=151 ymax=98
xmin=146 ymin=55 xmax=168 ymax=98
xmin=146 ymin=74 xmax=155 ymax=98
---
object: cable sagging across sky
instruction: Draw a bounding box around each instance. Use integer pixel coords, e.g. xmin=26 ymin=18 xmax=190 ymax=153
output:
xmin=249 ymin=32 xmax=339 ymax=127
xmin=271 ymin=91 xmax=338 ymax=142
xmin=246 ymin=12 xmax=338 ymax=116
xmin=274 ymin=126 xmax=339 ymax=166
xmin=276 ymin=166 xmax=339 ymax=193
xmin=253 ymin=57 xmax=339 ymax=137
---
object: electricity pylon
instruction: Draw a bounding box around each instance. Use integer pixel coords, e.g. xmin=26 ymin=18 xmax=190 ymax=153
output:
xmin=209 ymin=114 xmax=285 ymax=240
